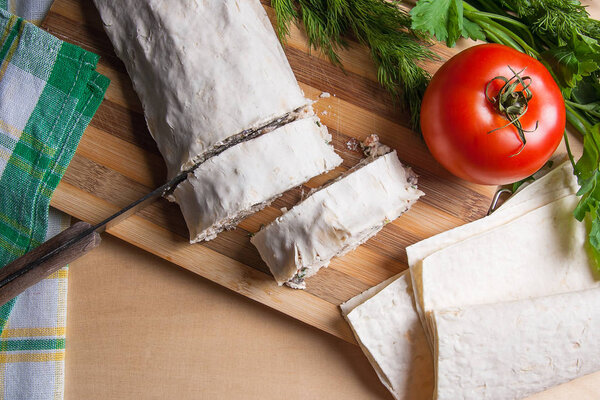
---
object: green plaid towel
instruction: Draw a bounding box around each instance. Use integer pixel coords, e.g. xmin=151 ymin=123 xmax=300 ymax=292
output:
xmin=0 ymin=0 xmax=53 ymax=25
xmin=0 ymin=7 xmax=108 ymax=398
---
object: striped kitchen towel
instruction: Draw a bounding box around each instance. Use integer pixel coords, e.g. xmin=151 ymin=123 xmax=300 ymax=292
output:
xmin=0 ymin=6 xmax=108 ymax=398
xmin=0 ymin=209 xmax=69 ymax=399
xmin=0 ymin=0 xmax=52 ymax=25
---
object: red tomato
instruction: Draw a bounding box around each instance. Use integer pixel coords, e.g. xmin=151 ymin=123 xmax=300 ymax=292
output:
xmin=420 ymin=44 xmax=565 ymax=185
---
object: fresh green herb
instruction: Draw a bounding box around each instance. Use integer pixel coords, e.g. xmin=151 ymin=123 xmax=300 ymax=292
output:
xmin=295 ymin=267 xmax=309 ymax=280
xmin=410 ymin=0 xmax=485 ymax=47
xmin=511 ymin=176 xmax=535 ymax=193
xmin=296 ymin=271 xmax=307 ymax=280
xmin=411 ymin=0 xmax=600 ymax=269
xmin=270 ymin=0 xmax=437 ymax=130
xmin=571 ymin=123 xmax=600 ymax=263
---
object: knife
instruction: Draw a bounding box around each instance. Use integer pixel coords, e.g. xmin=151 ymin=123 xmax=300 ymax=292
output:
xmin=0 ymin=112 xmax=297 ymax=306
xmin=0 ymin=171 xmax=189 ymax=307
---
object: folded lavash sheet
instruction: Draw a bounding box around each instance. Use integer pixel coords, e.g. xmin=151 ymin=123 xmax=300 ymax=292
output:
xmin=498 ymin=156 xmax=570 ymax=210
xmin=340 ymin=273 xmax=402 ymax=314
xmin=407 ymin=160 xmax=580 ymax=340
xmin=93 ymin=0 xmax=309 ymax=178
xmin=342 ymin=263 xmax=600 ymax=400
xmin=433 ymin=287 xmax=600 ymax=400
xmin=406 ymin=159 xmax=577 ymax=269
xmin=412 ymin=192 xmax=598 ymax=346
xmin=341 ymin=160 xmax=598 ymax=400
xmin=340 ymin=271 xmax=434 ymax=400
xmin=173 ymin=116 xmax=342 ymax=242
xmin=252 ymin=148 xmax=424 ymax=288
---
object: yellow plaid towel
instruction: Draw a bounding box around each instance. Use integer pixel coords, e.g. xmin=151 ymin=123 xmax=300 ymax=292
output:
xmin=0 ymin=210 xmax=69 ymax=399
xmin=0 ymin=0 xmax=107 ymax=399
xmin=2 ymin=0 xmax=52 ymax=25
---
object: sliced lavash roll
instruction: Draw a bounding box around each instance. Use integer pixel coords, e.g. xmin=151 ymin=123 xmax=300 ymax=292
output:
xmin=340 ymin=271 xmax=434 ymax=400
xmin=172 ymin=116 xmax=342 ymax=242
xmin=432 ymin=287 xmax=600 ymax=400
xmin=93 ymin=0 xmax=309 ymax=178
xmin=251 ymin=145 xmax=424 ymax=288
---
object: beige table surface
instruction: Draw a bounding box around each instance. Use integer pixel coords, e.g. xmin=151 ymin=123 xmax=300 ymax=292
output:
xmin=65 ymin=235 xmax=600 ymax=400
xmin=64 ymin=2 xmax=600 ymax=399
xmin=66 ymin=235 xmax=391 ymax=399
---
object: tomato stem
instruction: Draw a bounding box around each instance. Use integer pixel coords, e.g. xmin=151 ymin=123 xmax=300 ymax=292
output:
xmin=485 ymin=66 xmax=539 ymax=156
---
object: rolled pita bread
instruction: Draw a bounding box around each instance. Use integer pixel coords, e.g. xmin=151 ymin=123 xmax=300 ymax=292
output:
xmin=93 ymin=0 xmax=309 ymax=178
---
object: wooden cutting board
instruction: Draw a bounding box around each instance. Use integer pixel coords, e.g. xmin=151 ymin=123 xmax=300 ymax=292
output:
xmin=42 ymin=0 xmax=496 ymax=343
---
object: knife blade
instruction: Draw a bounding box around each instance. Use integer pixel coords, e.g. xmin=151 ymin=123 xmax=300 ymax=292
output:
xmin=0 ymin=170 xmax=189 ymax=306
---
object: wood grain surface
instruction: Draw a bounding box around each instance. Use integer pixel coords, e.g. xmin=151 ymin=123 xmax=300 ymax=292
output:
xmin=42 ymin=0 xmax=496 ymax=343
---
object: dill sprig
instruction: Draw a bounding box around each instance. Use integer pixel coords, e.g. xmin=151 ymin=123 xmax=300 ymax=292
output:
xmin=271 ymin=0 xmax=437 ymax=131
xmin=272 ymin=0 xmax=298 ymax=40
xmin=498 ymin=0 xmax=595 ymax=44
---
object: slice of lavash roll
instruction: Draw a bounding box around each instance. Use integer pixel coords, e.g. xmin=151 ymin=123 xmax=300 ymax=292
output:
xmin=251 ymin=140 xmax=424 ymax=288
xmin=173 ymin=116 xmax=342 ymax=243
xmin=93 ymin=0 xmax=309 ymax=178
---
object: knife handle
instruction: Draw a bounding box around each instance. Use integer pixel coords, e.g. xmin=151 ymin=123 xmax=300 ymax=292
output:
xmin=0 ymin=221 xmax=101 ymax=306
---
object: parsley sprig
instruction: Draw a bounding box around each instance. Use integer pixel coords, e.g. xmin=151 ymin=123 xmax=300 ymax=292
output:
xmin=411 ymin=0 xmax=600 ymax=268
xmin=270 ymin=0 xmax=436 ymax=130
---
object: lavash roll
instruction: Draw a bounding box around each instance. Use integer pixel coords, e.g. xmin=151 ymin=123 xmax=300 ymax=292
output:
xmin=93 ymin=0 xmax=309 ymax=178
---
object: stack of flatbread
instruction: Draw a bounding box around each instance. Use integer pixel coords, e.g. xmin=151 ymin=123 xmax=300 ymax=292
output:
xmin=341 ymin=160 xmax=600 ymax=399
xmin=93 ymin=0 xmax=424 ymax=286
